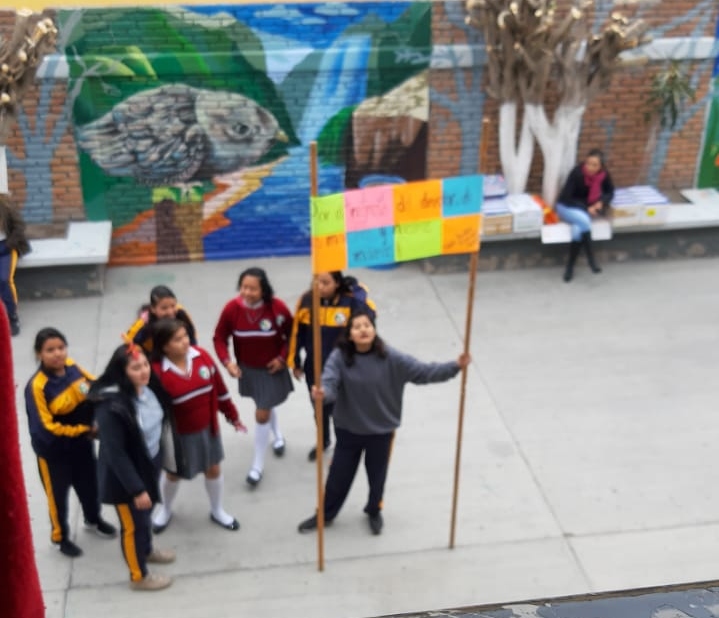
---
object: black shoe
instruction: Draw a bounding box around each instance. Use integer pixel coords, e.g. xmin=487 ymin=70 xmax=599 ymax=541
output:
xmin=298 ymin=514 xmax=332 ymax=533
xmin=246 ymin=468 xmax=262 ymax=487
xmin=55 ymin=539 xmax=83 ymax=557
xmin=307 ymin=443 xmax=331 ymax=462
xmin=210 ymin=513 xmax=240 ymax=531
xmin=84 ymin=518 xmax=117 ymax=539
xmin=10 ymin=318 xmax=20 ymax=337
xmin=151 ymin=514 xmax=172 ymax=535
xmin=368 ymin=512 xmax=383 ymax=535
xmin=272 ymin=438 xmax=286 ymax=457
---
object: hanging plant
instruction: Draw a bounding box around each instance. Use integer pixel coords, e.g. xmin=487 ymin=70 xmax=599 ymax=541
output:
xmin=644 ymin=61 xmax=696 ymax=130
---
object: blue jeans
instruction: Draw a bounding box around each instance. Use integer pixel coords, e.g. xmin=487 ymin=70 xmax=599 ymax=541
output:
xmin=555 ymin=203 xmax=591 ymax=242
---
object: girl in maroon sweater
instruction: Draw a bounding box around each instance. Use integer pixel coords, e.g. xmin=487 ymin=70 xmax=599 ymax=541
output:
xmin=150 ymin=319 xmax=246 ymax=533
xmin=213 ymin=267 xmax=293 ymax=488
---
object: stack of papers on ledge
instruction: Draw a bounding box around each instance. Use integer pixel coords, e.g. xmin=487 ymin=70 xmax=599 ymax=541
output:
xmin=613 ymin=185 xmax=669 ymax=206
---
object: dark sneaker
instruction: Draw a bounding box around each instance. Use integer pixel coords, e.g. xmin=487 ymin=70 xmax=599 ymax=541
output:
xmin=298 ymin=515 xmax=317 ymax=533
xmin=272 ymin=438 xmax=286 ymax=457
xmin=368 ymin=512 xmax=383 ymax=535
xmin=10 ymin=319 xmax=20 ymax=337
xmin=307 ymin=442 xmax=331 ymax=462
xmin=54 ymin=539 xmax=83 ymax=557
xmin=84 ymin=518 xmax=117 ymax=539
xmin=298 ymin=514 xmax=332 ymax=533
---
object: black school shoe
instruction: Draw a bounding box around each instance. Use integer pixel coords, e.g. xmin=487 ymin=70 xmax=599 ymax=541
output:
xmin=84 ymin=517 xmax=118 ymax=538
xmin=307 ymin=442 xmax=331 ymax=462
xmin=54 ymin=538 xmax=83 ymax=557
xmin=297 ymin=514 xmax=333 ymax=533
xmin=368 ymin=512 xmax=383 ymax=535
xmin=209 ymin=513 xmax=240 ymax=531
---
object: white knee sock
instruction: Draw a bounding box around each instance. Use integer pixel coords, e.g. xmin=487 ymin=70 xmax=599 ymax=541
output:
xmin=152 ymin=473 xmax=179 ymax=527
xmin=269 ymin=408 xmax=283 ymax=443
xmin=204 ymin=475 xmax=234 ymax=525
xmin=252 ymin=421 xmax=270 ymax=472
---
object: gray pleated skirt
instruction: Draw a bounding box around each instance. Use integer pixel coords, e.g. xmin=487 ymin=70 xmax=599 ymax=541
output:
xmin=177 ymin=428 xmax=224 ymax=479
xmin=239 ymin=365 xmax=294 ymax=409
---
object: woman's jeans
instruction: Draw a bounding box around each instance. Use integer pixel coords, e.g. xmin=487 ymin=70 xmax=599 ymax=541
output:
xmin=555 ymin=203 xmax=591 ymax=242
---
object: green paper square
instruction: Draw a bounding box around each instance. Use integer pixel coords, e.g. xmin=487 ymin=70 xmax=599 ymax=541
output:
xmin=394 ymin=220 xmax=442 ymax=262
xmin=311 ymin=194 xmax=346 ymax=237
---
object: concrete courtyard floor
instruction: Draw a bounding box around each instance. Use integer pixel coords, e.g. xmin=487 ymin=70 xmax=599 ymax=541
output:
xmin=10 ymin=255 xmax=719 ymax=618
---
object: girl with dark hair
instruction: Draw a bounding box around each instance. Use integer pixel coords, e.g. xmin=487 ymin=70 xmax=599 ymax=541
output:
xmin=150 ymin=319 xmax=246 ymax=533
xmin=288 ymin=271 xmax=377 ymax=461
xmin=24 ymin=328 xmax=117 ymax=558
xmin=213 ymin=267 xmax=294 ymax=487
xmin=0 ymin=195 xmax=31 ymax=336
xmin=91 ymin=343 xmax=175 ymax=591
xmin=297 ymin=311 xmax=470 ymax=536
xmin=126 ymin=285 xmax=197 ymax=353
xmin=555 ymin=148 xmax=615 ymax=282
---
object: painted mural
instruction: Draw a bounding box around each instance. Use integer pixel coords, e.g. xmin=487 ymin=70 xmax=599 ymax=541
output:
xmin=697 ymin=12 xmax=719 ymax=188
xmin=57 ymin=3 xmax=431 ymax=263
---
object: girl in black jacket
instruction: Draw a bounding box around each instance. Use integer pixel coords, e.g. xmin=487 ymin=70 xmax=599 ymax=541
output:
xmin=92 ymin=342 xmax=176 ymax=591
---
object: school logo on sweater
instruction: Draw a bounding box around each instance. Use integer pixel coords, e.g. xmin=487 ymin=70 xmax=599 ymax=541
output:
xmin=334 ymin=313 xmax=347 ymax=325
xmin=259 ymin=318 xmax=272 ymax=331
xmin=198 ymin=366 xmax=211 ymax=381
xmin=78 ymin=381 xmax=90 ymax=395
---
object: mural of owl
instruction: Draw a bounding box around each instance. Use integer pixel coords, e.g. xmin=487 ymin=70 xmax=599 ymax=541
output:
xmin=77 ymin=84 xmax=289 ymax=186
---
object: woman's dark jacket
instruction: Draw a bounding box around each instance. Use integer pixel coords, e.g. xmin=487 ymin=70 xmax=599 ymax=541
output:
xmin=0 ymin=203 xmax=31 ymax=256
xmin=94 ymin=377 xmax=171 ymax=505
xmin=557 ymin=165 xmax=615 ymax=211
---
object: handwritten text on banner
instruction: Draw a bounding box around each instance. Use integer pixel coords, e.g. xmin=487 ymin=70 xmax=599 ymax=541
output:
xmin=311 ymin=175 xmax=483 ymax=272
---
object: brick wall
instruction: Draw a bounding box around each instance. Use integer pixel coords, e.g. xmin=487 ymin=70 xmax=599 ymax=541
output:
xmin=0 ymin=1 xmax=716 ymax=264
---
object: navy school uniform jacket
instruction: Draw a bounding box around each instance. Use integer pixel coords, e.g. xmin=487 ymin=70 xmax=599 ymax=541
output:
xmin=288 ymin=284 xmax=376 ymax=385
xmin=93 ymin=377 xmax=170 ymax=505
xmin=25 ymin=359 xmax=95 ymax=459
xmin=126 ymin=305 xmax=197 ymax=354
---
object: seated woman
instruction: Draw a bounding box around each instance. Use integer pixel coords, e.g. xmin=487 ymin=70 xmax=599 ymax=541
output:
xmin=555 ymin=148 xmax=614 ymax=282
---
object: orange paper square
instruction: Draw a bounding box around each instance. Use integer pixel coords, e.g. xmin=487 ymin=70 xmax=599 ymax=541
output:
xmin=393 ymin=180 xmax=442 ymax=224
xmin=442 ymin=215 xmax=481 ymax=254
xmin=312 ymin=234 xmax=348 ymax=273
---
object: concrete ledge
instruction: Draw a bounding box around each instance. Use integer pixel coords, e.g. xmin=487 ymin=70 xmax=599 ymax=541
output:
xmin=423 ymin=225 xmax=719 ymax=273
xmin=18 ymin=221 xmax=113 ymax=269
xmin=15 ymin=221 xmax=112 ymax=299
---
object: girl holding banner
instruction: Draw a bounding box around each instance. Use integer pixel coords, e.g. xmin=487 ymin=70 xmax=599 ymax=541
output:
xmin=288 ymin=271 xmax=376 ymax=462
xmin=298 ymin=310 xmax=470 ymax=536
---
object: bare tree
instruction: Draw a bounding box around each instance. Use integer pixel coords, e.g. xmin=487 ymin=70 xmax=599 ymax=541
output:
xmin=466 ymin=0 xmax=649 ymax=204
xmin=0 ymin=10 xmax=58 ymax=144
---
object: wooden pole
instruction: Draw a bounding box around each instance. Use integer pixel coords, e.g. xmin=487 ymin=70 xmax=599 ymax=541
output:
xmin=309 ymin=141 xmax=325 ymax=571
xmin=449 ymin=117 xmax=490 ymax=549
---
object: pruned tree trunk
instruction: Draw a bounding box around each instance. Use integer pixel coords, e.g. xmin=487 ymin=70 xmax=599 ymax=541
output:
xmin=526 ymin=103 xmax=585 ymax=205
xmin=499 ymin=101 xmax=534 ymax=194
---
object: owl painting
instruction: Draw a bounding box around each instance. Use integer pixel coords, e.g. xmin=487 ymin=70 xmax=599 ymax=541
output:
xmin=77 ymin=84 xmax=289 ymax=186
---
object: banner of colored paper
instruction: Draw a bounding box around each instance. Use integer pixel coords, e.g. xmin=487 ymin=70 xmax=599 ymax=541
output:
xmin=310 ymin=175 xmax=483 ymax=273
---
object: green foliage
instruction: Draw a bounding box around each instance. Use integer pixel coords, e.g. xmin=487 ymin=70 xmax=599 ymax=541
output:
xmin=644 ymin=61 xmax=696 ymax=130
xmin=317 ymin=106 xmax=356 ymax=165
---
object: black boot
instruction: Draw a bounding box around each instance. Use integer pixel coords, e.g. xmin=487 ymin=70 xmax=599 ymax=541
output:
xmin=580 ymin=231 xmax=602 ymax=274
xmin=563 ymin=241 xmax=581 ymax=282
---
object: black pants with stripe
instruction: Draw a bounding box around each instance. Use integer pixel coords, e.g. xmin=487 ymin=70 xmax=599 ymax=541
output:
xmin=323 ymin=428 xmax=394 ymax=521
xmin=113 ymin=451 xmax=161 ymax=581
xmin=115 ymin=503 xmax=152 ymax=582
xmin=0 ymin=243 xmax=18 ymax=320
xmin=36 ymin=438 xmax=101 ymax=544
